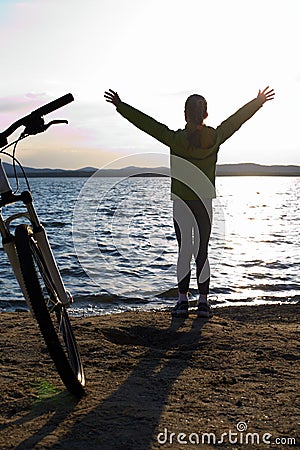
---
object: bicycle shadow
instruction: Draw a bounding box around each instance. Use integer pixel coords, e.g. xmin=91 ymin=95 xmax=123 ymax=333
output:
xmin=57 ymin=314 xmax=209 ymax=449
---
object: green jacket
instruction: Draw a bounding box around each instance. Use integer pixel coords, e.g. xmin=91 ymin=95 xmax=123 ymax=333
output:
xmin=117 ymin=97 xmax=264 ymax=199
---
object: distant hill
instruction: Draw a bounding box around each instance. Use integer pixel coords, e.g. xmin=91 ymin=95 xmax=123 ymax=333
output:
xmin=216 ymin=163 xmax=300 ymax=176
xmin=2 ymin=163 xmax=98 ymax=178
xmin=2 ymin=162 xmax=300 ymax=177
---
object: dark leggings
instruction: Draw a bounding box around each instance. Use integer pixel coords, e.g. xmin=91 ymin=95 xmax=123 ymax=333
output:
xmin=173 ymin=199 xmax=212 ymax=295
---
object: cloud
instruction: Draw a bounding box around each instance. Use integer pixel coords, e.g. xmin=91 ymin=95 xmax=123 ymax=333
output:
xmin=0 ymin=92 xmax=49 ymax=113
xmin=1 ymin=0 xmax=299 ymax=167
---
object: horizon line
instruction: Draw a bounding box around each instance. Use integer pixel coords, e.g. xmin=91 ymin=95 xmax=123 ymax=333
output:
xmin=2 ymin=161 xmax=300 ymax=171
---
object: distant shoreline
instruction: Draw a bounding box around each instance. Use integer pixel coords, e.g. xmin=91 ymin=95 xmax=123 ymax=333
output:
xmin=7 ymin=173 xmax=300 ymax=178
xmin=3 ymin=162 xmax=300 ymax=178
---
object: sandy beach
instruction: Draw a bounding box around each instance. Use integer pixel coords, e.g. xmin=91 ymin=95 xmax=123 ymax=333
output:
xmin=0 ymin=303 xmax=299 ymax=449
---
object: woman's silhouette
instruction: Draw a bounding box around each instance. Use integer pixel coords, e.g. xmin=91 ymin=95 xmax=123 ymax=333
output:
xmin=104 ymin=86 xmax=275 ymax=318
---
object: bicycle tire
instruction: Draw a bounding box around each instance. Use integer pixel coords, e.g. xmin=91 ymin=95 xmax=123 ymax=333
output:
xmin=15 ymin=224 xmax=85 ymax=397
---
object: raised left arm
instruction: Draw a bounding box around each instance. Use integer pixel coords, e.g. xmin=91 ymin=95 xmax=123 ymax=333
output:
xmin=105 ymin=89 xmax=175 ymax=147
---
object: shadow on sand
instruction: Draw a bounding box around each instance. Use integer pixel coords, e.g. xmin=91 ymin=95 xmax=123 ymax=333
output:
xmin=12 ymin=315 xmax=209 ymax=449
xmin=59 ymin=315 xmax=208 ymax=449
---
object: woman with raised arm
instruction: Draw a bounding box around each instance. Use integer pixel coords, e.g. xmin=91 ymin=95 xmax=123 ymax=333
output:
xmin=104 ymin=86 xmax=275 ymax=318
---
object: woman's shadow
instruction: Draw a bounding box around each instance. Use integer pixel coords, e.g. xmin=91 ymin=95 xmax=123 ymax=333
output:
xmin=57 ymin=314 xmax=209 ymax=450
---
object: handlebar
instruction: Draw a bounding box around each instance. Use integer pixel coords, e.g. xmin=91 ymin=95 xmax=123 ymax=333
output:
xmin=0 ymin=93 xmax=74 ymax=148
xmin=30 ymin=93 xmax=74 ymax=117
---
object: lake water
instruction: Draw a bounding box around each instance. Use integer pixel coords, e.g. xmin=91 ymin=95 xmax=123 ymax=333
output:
xmin=0 ymin=176 xmax=299 ymax=315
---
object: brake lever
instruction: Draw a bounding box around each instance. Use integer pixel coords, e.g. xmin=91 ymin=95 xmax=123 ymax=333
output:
xmin=23 ymin=118 xmax=68 ymax=135
xmin=44 ymin=119 xmax=68 ymax=130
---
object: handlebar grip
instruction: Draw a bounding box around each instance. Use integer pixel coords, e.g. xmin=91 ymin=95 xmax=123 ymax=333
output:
xmin=31 ymin=93 xmax=74 ymax=117
xmin=0 ymin=93 xmax=74 ymax=146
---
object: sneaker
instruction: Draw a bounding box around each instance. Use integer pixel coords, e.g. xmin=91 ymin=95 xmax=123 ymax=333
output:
xmin=197 ymin=302 xmax=212 ymax=318
xmin=171 ymin=301 xmax=189 ymax=318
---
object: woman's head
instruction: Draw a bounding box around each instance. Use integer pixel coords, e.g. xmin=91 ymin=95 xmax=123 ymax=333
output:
xmin=184 ymin=94 xmax=208 ymax=125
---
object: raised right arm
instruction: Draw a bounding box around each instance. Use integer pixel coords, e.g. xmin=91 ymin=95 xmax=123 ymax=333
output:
xmin=217 ymin=86 xmax=275 ymax=145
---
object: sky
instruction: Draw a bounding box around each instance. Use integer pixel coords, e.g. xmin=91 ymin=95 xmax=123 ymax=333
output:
xmin=0 ymin=0 xmax=299 ymax=169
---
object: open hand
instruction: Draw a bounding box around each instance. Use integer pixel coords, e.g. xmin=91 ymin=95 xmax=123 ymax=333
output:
xmin=257 ymin=86 xmax=275 ymax=104
xmin=104 ymin=89 xmax=121 ymax=107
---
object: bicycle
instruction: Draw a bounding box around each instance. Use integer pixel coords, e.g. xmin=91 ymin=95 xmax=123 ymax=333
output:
xmin=0 ymin=94 xmax=85 ymax=397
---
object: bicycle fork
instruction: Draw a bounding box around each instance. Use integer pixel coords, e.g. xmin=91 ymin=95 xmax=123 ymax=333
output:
xmin=0 ymin=160 xmax=71 ymax=310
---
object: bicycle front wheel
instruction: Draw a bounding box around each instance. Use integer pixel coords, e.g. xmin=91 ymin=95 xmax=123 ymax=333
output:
xmin=15 ymin=224 xmax=85 ymax=397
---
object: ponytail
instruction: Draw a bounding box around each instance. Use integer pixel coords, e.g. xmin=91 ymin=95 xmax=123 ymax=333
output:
xmin=185 ymin=94 xmax=207 ymax=148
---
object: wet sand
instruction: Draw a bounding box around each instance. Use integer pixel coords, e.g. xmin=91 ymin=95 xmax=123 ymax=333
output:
xmin=0 ymin=303 xmax=299 ymax=449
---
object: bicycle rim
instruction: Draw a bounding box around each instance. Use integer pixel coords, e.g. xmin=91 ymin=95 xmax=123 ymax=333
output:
xmin=15 ymin=224 xmax=85 ymax=397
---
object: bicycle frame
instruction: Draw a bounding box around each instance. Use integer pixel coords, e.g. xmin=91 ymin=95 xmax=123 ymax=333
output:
xmin=0 ymin=159 xmax=71 ymax=309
